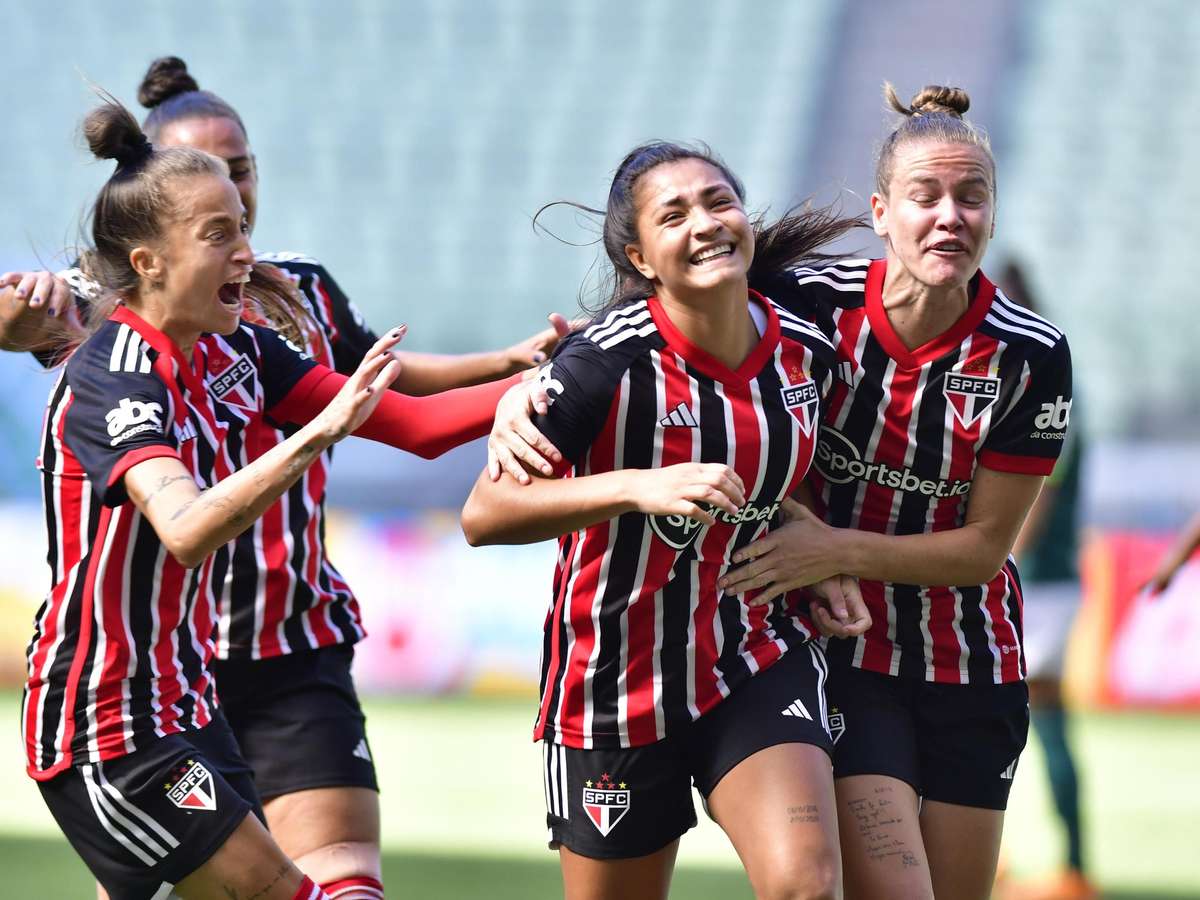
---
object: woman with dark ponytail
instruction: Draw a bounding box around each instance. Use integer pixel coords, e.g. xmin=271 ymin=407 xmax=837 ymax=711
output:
xmin=23 ymin=96 xmax=530 ymax=900
xmin=464 ymin=141 xmax=869 ymax=900
xmin=5 ymin=56 xmax=569 ymax=899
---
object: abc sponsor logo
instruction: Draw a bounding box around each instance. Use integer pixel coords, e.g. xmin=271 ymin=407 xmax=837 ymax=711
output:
xmin=649 ymin=499 xmax=782 ymax=551
xmin=813 ymin=427 xmax=971 ymax=498
xmin=1031 ymin=395 xmax=1071 ymax=439
xmin=105 ymin=397 xmax=164 ymax=447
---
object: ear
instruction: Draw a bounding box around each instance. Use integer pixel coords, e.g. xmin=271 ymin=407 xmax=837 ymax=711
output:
xmin=129 ymin=245 xmax=164 ymax=285
xmin=869 ymin=192 xmax=889 ymax=238
xmin=625 ymin=243 xmax=656 ymax=282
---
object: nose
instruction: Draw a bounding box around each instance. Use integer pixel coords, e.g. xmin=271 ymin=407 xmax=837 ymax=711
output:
xmin=691 ymin=205 xmax=722 ymax=237
xmin=231 ymin=231 xmax=254 ymax=266
xmin=933 ymin=196 xmax=964 ymax=230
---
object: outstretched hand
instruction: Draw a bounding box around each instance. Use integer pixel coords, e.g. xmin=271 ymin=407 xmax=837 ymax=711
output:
xmin=316 ymin=326 xmax=405 ymax=441
xmin=719 ymin=499 xmax=844 ymax=603
xmin=486 ymin=377 xmax=563 ymax=484
xmin=505 ymin=312 xmax=573 ymax=369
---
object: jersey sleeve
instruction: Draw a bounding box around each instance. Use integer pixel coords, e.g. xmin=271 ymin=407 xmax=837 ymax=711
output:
xmin=316 ymin=266 xmax=379 ymax=375
xmin=532 ymin=337 xmax=629 ymax=473
xmin=62 ymin=352 xmax=178 ymax=506
xmin=980 ymin=335 xmax=1073 ymax=476
xmin=246 ymin=323 xmax=321 ymax=410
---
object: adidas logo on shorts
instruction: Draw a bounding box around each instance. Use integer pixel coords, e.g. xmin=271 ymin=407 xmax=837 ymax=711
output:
xmin=781 ymin=699 xmax=812 ymax=720
xmin=352 ymin=739 xmax=372 ymax=762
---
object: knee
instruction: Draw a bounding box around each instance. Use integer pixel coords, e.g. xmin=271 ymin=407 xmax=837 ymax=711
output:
xmin=753 ymin=854 xmax=841 ymax=900
xmin=292 ymin=840 xmax=382 ymax=886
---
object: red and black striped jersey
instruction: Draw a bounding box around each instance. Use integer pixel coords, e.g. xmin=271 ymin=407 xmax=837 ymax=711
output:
xmin=532 ymin=291 xmax=833 ymax=749
xmin=766 ymin=259 xmax=1072 ymax=685
xmin=47 ymin=253 xmax=381 ymax=660
xmin=213 ymin=252 xmax=379 ymax=660
xmin=23 ymin=306 xmax=315 ymax=778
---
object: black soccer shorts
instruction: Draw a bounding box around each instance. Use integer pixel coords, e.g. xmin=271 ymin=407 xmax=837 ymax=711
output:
xmin=38 ymin=712 xmax=260 ymax=900
xmin=542 ymin=643 xmax=834 ymax=859
xmin=824 ymin=661 xmax=1030 ymax=810
xmin=213 ymin=642 xmax=378 ymax=800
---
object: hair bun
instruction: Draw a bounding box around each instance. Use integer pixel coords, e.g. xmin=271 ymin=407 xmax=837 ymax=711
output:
xmin=137 ymin=56 xmax=199 ymax=109
xmin=83 ymin=101 xmax=154 ymax=169
xmin=884 ymin=82 xmax=970 ymax=119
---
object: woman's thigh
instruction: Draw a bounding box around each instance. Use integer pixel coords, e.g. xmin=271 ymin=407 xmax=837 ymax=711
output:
xmin=835 ymin=774 xmax=933 ymax=900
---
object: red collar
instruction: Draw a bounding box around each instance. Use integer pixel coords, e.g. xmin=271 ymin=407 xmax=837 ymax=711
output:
xmin=864 ymin=259 xmax=995 ymax=369
xmin=646 ymin=289 xmax=780 ymax=384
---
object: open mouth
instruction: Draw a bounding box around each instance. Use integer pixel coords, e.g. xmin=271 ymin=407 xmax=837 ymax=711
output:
xmin=690 ymin=243 xmax=735 ymax=266
xmin=927 ymin=239 xmax=968 ymax=256
xmin=218 ymin=273 xmax=250 ymax=312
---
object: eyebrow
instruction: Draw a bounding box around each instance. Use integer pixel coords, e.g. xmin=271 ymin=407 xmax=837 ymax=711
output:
xmin=655 ymin=183 xmax=735 ymax=208
xmin=224 ymin=155 xmax=252 ymax=167
xmin=907 ymin=173 xmax=990 ymax=187
xmin=195 ymin=212 xmax=240 ymax=229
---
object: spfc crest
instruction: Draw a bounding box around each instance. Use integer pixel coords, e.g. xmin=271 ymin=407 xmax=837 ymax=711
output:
xmin=582 ymin=773 xmax=630 ymax=837
xmin=206 ymin=346 xmax=257 ymax=413
xmin=649 ymin=511 xmax=706 ymax=551
xmin=943 ymin=373 xmax=1000 ymax=428
xmin=166 ymin=760 xmax=217 ymax=812
xmin=782 ymin=380 xmax=820 ymax=438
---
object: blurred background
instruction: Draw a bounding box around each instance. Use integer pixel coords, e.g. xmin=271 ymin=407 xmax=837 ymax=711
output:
xmin=1 ymin=0 xmax=1198 ymax=897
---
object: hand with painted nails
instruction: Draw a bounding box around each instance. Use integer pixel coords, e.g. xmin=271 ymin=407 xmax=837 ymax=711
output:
xmin=314 ymin=327 xmax=406 ymax=442
xmin=0 ymin=270 xmax=83 ymax=352
xmin=503 ymin=312 xmax=573 ymax=371
xmin=486 ymin=377 xmax=563 ymax=484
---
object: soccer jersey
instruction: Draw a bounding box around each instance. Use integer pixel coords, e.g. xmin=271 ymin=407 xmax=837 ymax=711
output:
xmin=766 ymin=259 xmax=1072 ymax=685
xmin=215 ymin=252 xmax=378 ymax=660
xmin=24 ymin=306 xmax=315 ymax=778
xmin=46 ymin=253 xmax=380 ymax=660
xmin=533 ymin=291 xmax=834 ymax=749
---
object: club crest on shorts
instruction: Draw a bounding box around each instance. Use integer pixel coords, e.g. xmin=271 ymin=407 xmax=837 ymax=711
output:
xmin=828 ymin=707 xmax=845 ymax=745
xmin=942 ymin=373 xmax=1000 ymax=428
xmin=165 ymin=759 xmax=217 ymax=812
xmin=582 ymin=773 xmax=630 ymax=837
xmin=782 ymin=378 xmax=820 ymax=438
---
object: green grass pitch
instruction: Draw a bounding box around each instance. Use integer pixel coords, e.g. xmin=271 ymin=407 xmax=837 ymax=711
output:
xmin=2 ymin=694 xmax=1197 ymax=898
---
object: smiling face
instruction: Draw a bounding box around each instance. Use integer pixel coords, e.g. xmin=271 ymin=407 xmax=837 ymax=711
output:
xmin=624 ymin=157 xmax=754 ymax=303
xmin=133 ymin=173 xmax=254 ymax=340
xmin=156 ymin=116 xmax=259 ymax=233
xmin=871 ymin=140 xmax=995 ymax=290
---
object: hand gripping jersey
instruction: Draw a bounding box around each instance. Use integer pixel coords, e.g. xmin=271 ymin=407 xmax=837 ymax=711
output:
xmin=24 ymin=306 xmax=316 ymax=778
xmin=532 ymin=291 xmax=834 ymax=749
xmin=769 ymin=259 xmax=1073 ymax=685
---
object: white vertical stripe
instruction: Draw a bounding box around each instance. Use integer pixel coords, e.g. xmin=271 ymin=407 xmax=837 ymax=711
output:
xmin=558 ymin=745 xmax=569 ymax=820
xmin=149 ymin=883 xmax=175 ymax=900
xmin=109 ymin=324 xmax=130 ymax=372
xmin=808 ymin=643 xmax=830 ymax=735
xmin=123 ymin=333 xmax=143 ymax=373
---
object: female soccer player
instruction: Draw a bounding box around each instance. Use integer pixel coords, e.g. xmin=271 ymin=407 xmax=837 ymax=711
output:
xmin=24 ymin=98 xmax=519 ymax=900
xmin=714 ymin=85 xmax=1074 ymax=900
xmin=5 ymin=56 xmax=567 ymax=899
xmin=463 ymin=142 xmax=869 ymax=900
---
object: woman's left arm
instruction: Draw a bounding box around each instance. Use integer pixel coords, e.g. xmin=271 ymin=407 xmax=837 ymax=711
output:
xmin=720 ymin=466 xmax=1044 ymax=604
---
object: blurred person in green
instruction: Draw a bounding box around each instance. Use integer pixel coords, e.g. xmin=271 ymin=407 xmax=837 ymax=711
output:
xmin=996 ymin=260 xmax=1095 ymax=900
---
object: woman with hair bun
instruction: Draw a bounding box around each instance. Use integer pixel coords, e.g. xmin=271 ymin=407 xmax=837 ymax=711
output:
xmin=487 ymin=82 xmax=1074 ymax=899
xmin=24 ymin=97 xmax=526 ymax=900
xmin=5 ymin=55 xmax=568 ymax=898
xmin=713 ymin=84 xmax=1075 ymax=899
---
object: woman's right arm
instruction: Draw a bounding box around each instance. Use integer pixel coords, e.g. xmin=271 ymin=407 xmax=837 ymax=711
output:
xmin=462 ymin=463 xmax=746 ymax=546
xmin=124 ymin=335 xmax=400 ymax=567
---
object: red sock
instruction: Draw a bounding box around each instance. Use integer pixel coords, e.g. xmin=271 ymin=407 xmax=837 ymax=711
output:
xmin=293 ymin=875 xmax=332 ymax=899
xmin=322 ymin=876 xmax=386 ymax=899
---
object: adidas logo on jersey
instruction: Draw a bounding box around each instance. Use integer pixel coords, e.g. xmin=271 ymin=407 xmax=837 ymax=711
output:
xmin=352 ymin=739 xmax=372 ymax=762
xmin=660 ymin=402 xmax=698 ymax=427
xmin=781 ymin=699 xmax=812 ymax=720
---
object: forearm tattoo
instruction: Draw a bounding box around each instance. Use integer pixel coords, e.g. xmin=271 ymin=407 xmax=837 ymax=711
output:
xmin=141 ymin=474 xmax=193 ymax=507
